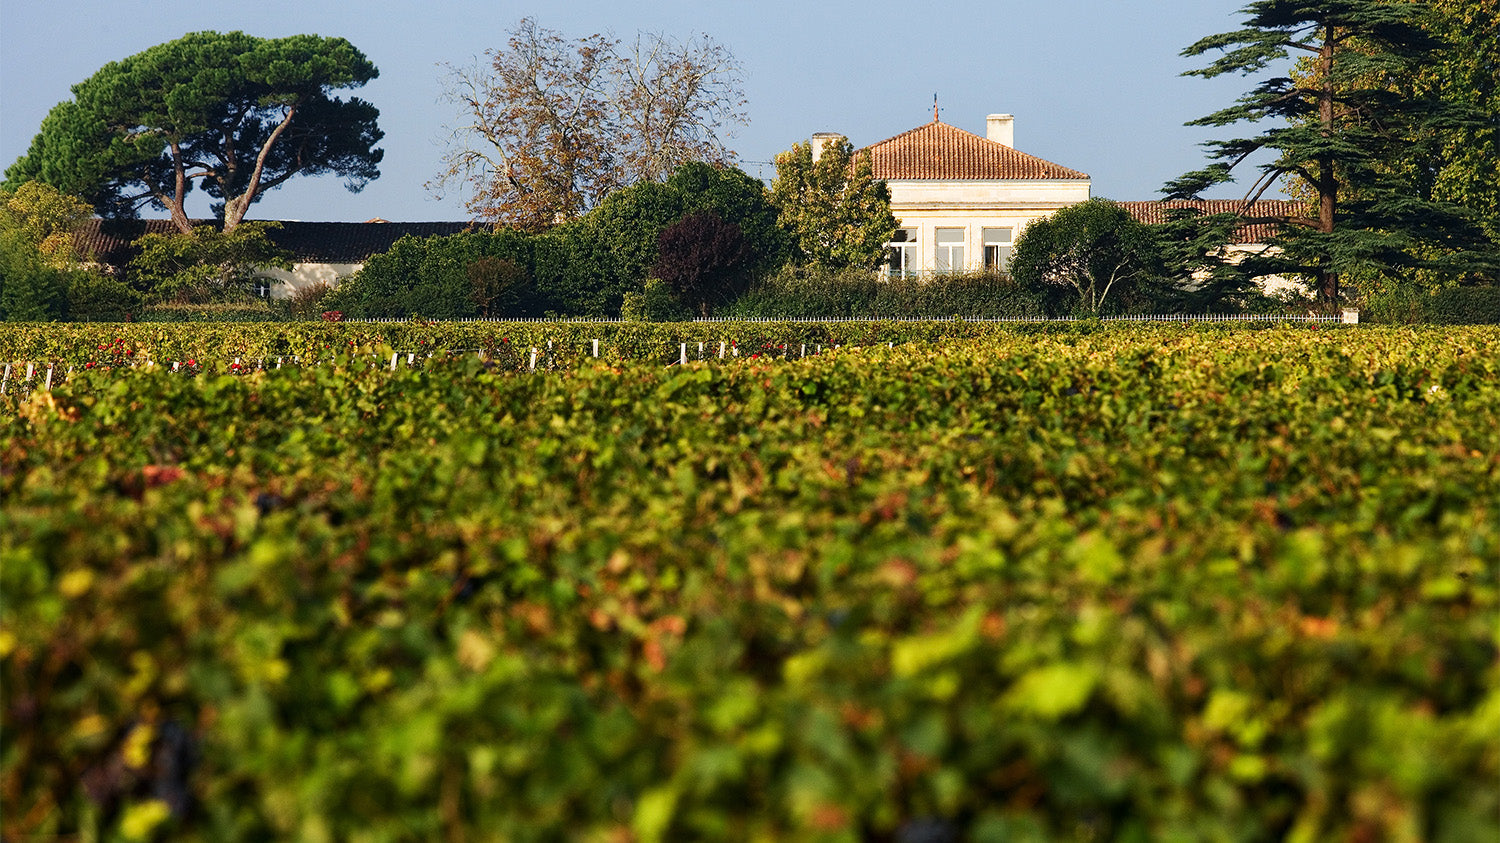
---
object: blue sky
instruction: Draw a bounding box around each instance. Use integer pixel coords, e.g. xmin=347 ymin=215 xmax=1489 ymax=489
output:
xmin=1 ymin=0 xmax=1283 ymax=223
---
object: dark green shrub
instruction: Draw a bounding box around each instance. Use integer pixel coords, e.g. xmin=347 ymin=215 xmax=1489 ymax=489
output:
xmin=65 ymin=273 xmax=140 ymax=322
xmin=620 ymin=278 xmax=692 ymax=322
xmin=0 ymin=230 xmax=70 ymax=321
xmin=127 ymin=222 xmax=293 ymax=305
xmin=335 ymin=229 xmax=540 ymax=319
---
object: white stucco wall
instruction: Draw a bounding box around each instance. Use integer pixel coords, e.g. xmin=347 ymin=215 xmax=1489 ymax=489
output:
xmin=259 ymin=263 xmax=363 ymax=299
xmin=885 ymin=179 xmax=1092 ymax=273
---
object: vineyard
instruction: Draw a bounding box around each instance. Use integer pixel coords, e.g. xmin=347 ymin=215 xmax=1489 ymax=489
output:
xmin=2 ymin=323 xmax=1497 ymax=841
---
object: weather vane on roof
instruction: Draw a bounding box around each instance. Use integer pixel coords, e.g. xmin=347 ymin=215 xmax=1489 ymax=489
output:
xmin=933 ymin=93 xmax=940 ymax=122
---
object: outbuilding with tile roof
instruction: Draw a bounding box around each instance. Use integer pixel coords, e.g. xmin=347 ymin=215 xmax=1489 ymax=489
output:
xmin=73 ymin=218 xmax=472 ymax=299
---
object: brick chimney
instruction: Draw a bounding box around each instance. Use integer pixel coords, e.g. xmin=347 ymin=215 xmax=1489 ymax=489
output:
xmin=986 ymin=114 xmax=1014 ymax=148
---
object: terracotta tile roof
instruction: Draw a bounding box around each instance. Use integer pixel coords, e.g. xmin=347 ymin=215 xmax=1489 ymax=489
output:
xmin=859 ymin=120 xmax=1089 ymax=181
xmin=73 ymin=219 xmax=474 ymax=267
xmin=1113 ymin=199 xmax=1308 ymax=244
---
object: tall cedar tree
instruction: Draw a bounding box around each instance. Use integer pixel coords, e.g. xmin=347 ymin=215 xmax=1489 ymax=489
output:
xmin=433 ymin=19 xmax=745 ymax=231
xmin=5 ymin=32 xmax=383 ymax=233
xmin=1282 ymin=0 xmax=1500 ymax=274
xmin=769 ymin=139 xmax=897 ymax=270
xmin=1165 ymin=1 xmax=1497 ymax=303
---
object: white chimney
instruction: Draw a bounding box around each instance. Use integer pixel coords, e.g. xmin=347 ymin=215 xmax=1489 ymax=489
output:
xmin=986 ymin=114 xmax=1014 ymax=148
xmin=810 ymin=132 xmax=845 ymax=163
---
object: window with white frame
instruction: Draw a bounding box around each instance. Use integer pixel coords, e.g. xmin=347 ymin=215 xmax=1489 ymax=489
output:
xmin=885 ymin=228 xmax=917 ymax=277
xmin=253 ymin=278 xmax=273 ymax=299
xmin=982 ymin=227 xmax=1014 ymax=272
xmin=934 ymin=228 xmax=964 ymax=273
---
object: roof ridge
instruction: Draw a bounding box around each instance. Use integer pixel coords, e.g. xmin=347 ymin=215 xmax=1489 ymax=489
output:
xmin=859 ymin=118 xmax=950 ymax=151
xmin=857 ymin=119 xmax=1090 ymax=181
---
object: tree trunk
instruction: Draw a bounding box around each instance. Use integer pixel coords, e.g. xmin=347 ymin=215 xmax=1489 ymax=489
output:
xmin=222 ymin=106 xmax=298 ymax=231
xmin=1317 ymin=26 xmax=1339 ymax=306
xmin=167 ymin=141 xmax=194 ymax=234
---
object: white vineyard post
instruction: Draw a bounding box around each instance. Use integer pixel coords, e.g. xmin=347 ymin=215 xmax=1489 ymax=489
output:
xmin=390 ymin=353 xmax=399 ymax=371
xmin=592 ymin=339 xmax=599 ymax=358
xmin=719 ymin=342 xmax=726 ymax=359
xmin=698 ymin=342 xmax=704 ymax=360
xmin=680 ymin=344 xmax=687 ymax=365
xmin=530 ymin=348 xmax=538 ymax=370
xmin=44 ymin=365 xmax=54 ymax=391
xmin=1 ymin=363 xmax=10 ymax=395
xmin=25 ymin=363 xmax=35 ymax=384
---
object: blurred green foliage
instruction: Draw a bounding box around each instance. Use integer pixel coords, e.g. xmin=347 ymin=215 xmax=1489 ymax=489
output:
xmin=2 ymin=325 xmax=1497 ymax=841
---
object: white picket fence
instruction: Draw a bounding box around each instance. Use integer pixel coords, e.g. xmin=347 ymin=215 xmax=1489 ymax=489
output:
xmin=348 ymin=312 xmax=1356 ymax=325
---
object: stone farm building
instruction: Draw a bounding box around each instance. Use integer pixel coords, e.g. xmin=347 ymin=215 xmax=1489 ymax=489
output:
xmin=73 ymin=218 xmax=470 ymax=300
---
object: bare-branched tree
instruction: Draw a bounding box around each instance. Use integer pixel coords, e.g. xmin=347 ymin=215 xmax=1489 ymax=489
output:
xmin=431 ymin=19 xmax=746 ymax=231
xmin=614 ymin=32 xmax=747 ymax=185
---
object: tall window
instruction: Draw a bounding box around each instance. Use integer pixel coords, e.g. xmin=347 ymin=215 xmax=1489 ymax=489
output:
xmin=253 ymin=278 xmax=274 ymax=299
xmin=983 ymin=227 xmax=1013 ymax=272
xmin=934 ymin=228 xmax=964 ymax=273
xmin=885 ymin=228 xmax=917 ymax=277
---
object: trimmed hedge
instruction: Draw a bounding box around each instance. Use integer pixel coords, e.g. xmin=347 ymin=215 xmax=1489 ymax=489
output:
xmin=1363 ymin=284 xmax=1500 ymax=325
xmin=1426 ymin=285 xmax=1500 ymax=324
xmin=136 ymin=303 xmax=282 ymax=323
xmin=725 ymin=267 xmax=1048 ymax=319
